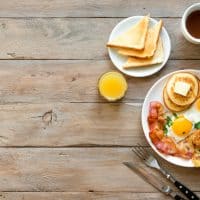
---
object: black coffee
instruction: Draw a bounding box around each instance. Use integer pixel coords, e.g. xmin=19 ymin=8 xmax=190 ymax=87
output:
xmin=186 ymin=10 xmax=200 ymax=38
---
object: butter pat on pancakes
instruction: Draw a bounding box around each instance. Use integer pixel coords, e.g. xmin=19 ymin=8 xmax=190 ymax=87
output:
xmin=174 ymin=81 xmax=191 ymax=96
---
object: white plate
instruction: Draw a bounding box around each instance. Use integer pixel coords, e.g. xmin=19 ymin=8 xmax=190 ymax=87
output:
xmin=142 ymin=69 xmax=200 ymax=167
xmin=107 ymin=16 xmax=171 ymax=77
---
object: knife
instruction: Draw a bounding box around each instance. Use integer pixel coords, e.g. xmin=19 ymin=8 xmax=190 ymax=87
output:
xmin=123 ymin=162 xmax=187 ymax=200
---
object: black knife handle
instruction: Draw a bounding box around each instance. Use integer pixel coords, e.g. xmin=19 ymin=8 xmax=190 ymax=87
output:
xmin=174 ymin=194 xmax=187 ymax=200
xmin=174 ymin=181 xmax=199 ymax=200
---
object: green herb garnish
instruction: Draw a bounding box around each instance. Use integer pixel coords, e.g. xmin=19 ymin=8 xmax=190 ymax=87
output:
xmin=173 ymin=113 xmax=178 ymax=119
xmin=163 ymin=126 xmax=168 ymax=135
xmin=166 ymin=116 xmax=173 ymax=127
xmin=194 ymin=121 xmax=200 ymax=129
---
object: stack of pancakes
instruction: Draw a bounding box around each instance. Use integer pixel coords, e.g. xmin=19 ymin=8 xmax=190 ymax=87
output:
xmin=163 ymin=72 xmax=199 ymax=112
xmin=107 ymin=15 xmax=164 ymax=69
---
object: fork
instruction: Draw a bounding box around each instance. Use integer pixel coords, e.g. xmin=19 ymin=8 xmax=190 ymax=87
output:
xmin=132 ymin=145 xmax=199 ymax=200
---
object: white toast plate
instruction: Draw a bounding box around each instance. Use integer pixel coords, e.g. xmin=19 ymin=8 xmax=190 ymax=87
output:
xmin=107 ymin=16 xmax=171 ymax=77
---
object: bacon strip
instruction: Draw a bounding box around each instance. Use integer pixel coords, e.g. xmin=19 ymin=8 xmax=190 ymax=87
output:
xmin=148 ymin=101 xmax=179 ymax=156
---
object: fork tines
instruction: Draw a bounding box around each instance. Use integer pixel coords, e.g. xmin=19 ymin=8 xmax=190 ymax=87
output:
xmin=132 ymin=145 xmax=150 ymax=161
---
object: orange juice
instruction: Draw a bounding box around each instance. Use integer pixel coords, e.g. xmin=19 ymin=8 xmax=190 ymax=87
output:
xmin=98 ymin=71 xmax=127 ymax=101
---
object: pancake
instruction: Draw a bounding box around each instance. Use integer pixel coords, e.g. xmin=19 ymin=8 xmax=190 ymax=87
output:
xmin=107 ymin=15 xmax=149 ymax=50
xmin=166 ymin=73 xmax=199 ymax=106
xmin=123 ymin=37 xmax=163 ymax=68
xmin=163 ymin=86 xmax=189 ymax=112
xmin=118 ymin=20 xmax=162 ymax=58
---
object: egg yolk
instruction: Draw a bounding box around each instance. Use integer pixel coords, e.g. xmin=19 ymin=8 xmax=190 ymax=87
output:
xmin=195 ymin=98 xmax=200 ymax=111
xmin=171 ymin=117 xmax=192 ymax=136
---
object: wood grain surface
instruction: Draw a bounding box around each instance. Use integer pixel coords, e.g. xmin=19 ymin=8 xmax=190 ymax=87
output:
xmin=0 ymin=148 xmax=198 ymax=192
xmin=3 ymin=99 xmax=200 ymax=147
xmin=0 ymin=60 xmax=199 ymax=103
xmin=0 ymin=192 xmax=183 ymax=200
xmin=0 ymin=103 xmax=143 ymax=147
xmin=0 ymin=1 xmax=199 ymax=199
xmin=0 ymin=18 xmax=200 ymax=59
xmin=0 ymin=0 xmax=197 ymax=17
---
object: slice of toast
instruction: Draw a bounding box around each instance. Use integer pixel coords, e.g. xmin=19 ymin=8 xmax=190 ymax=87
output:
xmin=166 ymin=73 xmax=199 ymax=106
xmin=123 ymin=37 xmax=164 ymax=68
xmin=107 ymin=15 xmax=149 ymax=50
xmin=118 ymin=20 xmax=163 ymax=58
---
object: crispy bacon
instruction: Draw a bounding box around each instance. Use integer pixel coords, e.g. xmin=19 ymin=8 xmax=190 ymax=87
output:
xmin=148 ymin=101 xmax=165 ymax=131
xmin=148 ymin=101 xmax=164 ymax=121
xmin=148 ymin=101 xmax=179 ymax=156
xmin=156 ymin=137 xmax=178 ymax=155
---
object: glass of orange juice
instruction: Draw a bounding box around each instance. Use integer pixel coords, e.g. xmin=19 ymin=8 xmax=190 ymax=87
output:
xmin=98 ymin=71 xmax=128 ymax=101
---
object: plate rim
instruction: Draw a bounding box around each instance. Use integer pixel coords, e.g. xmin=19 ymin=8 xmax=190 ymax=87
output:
xmin=141 ymin=69 xmax=200 ymax=167
xmin=107 ymin=15 xmax=171 ymax=77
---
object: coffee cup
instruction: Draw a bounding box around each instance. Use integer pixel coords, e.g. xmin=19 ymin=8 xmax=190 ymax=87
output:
xmin=181 ymin=3 xmax=200 ymax=44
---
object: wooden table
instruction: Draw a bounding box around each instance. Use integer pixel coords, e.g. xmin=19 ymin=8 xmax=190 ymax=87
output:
xmin=0 ymin=1 xmax=199 ymax=199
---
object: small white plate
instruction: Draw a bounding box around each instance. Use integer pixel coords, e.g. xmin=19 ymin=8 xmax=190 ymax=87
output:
xmin=142 ymin=69 xmax=200 ymax=167
xmin=107 ymin=16 xmax=171 ymax=77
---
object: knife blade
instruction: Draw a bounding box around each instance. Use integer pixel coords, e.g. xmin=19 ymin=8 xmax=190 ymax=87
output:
xmin=123 ymin=162 xmax=187 ymax=200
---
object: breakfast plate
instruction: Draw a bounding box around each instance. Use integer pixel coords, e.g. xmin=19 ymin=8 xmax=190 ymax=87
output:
xmin=142 ymin=69 xmax=200 ymax=167
xmin=107 ymin=16 xmax=171 ymax=77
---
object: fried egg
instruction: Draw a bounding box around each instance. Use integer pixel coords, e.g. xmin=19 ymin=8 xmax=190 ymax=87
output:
xmin=164 ymin=97 xmax=200 ymax=142
xmin=183 ymin=98 xmax=200 ymax=123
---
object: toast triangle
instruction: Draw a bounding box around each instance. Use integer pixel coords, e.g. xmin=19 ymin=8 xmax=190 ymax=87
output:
xmin=118 ymin=20 xmax=162 ymax=58
xmin=107 ymin=15 xmax=149 ymax=50
xmin=123 ymin=37 xmax=164 ymax=68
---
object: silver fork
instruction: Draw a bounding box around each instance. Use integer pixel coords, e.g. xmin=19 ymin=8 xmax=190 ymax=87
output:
xmin=132 ymin=145 xmax=199 ymax=200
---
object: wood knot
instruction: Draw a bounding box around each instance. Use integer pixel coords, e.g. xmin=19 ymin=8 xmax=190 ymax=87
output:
xmin=7 ymin=52 xmax=16 ymax=58
xmin=42 ymin=110 xmax=57 ymax=125
xmin=1 ymin=23 xmax=6 ymax=28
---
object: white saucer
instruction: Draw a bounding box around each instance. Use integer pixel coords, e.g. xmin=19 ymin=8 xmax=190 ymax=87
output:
xmin=107 ymin=16 xmax=171 ymax=77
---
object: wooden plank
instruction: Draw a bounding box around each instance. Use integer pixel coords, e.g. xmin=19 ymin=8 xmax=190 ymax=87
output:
xmin=0 ymin=18 xmax=199 ymax=60
xmin=0 ymin=0 xmax=196 ymax=17
xmin=0 ymin=60 xmax=199 ymax=103
xmin=0 ymin=192 xmax=179 ymax=200
xmin=0 ymin=148 xmax=197 ymax=192
xmin=0 ymin=103 xmax=143 ymax=146
xmin=0 ymin=148 xmax=198 ymax=192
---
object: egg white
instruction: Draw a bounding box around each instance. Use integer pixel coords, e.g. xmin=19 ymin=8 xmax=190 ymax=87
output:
xmin=182 ymin=102 xmax=200 ymax=124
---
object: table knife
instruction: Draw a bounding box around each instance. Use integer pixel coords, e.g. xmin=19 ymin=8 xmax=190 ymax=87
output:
xmin=123 ymin=162 xmax=187 ymax=200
